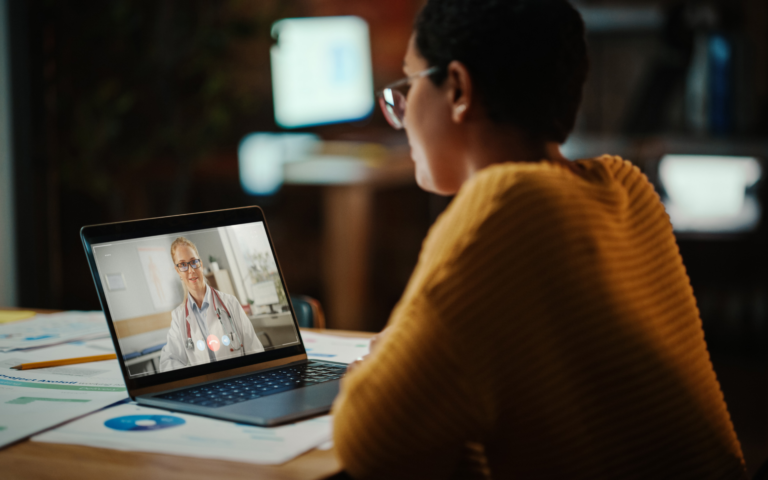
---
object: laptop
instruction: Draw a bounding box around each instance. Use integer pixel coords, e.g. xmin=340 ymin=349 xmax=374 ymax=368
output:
xmin=81 ymin=206 xmax=346 ymax=426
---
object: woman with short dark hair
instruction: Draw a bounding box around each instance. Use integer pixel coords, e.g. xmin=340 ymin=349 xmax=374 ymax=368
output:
xmin=332 ymin=1 xmax=747 ymax=478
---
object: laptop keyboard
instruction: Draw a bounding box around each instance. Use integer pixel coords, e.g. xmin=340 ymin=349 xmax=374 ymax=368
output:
xmin=157 ymin=362 xmax=346 ymax=409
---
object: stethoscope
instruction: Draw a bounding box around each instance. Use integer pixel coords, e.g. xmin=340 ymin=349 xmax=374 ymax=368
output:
xmin=184 ymin=287 xmax=244 ymax=356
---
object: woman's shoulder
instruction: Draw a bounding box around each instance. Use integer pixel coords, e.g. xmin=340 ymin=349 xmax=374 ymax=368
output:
xmin=437 ymin=155 xmax=657 ymax=251
xmin=461 ymin=160 xmax=580 ymax=203
xmin=425 ymin=162 xmax=570 ymax=245
xmin=416 ymin=162 xmax=567 ymax=275
xmin=469 ymin=155 xmax=636 ymax=189
xmin=416 ymin=156 xmax=654 ymax=279
xmin=462 ymin=156 xmax=650 ymax=211
xmin=452 ymin=160 xmax=577 ymax=219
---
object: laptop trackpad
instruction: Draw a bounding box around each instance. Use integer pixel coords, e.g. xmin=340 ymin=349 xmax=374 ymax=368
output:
xmin=222 ymin=380 xmax=340 ymax=425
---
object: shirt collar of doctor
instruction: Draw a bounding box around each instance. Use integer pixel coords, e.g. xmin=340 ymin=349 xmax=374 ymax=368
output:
xmin=188 ymin=285 xmax=211 ymax=314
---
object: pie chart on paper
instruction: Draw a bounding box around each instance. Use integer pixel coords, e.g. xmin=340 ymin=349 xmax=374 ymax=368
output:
xmin=104 ymin=414 xmax=185 ymax=431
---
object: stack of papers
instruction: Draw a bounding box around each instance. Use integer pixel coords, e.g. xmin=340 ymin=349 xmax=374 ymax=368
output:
xmin=28 ymin=331 xmax=370 ymax=463
xmin=0 ymin=339 xmax=127 ymax=448
xmin=0 ymin=311 xmax=110 ymax=351
xmin=34 ymin=403 xmax=332 ymax=465
xmin=0 ymin=324 xmax=370 ymax=464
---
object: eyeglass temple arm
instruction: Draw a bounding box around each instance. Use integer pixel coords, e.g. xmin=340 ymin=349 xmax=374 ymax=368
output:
xmin=380 ymin=66 xmax=441 ymax=91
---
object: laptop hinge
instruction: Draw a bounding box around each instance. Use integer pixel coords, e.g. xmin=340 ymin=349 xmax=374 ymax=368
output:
xmin=131 ymin=353 xmax=308 ymax=397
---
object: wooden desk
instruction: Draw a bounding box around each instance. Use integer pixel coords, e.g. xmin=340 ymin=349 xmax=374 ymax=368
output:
xmin=0 ymin=312 xmax=372 ymax=480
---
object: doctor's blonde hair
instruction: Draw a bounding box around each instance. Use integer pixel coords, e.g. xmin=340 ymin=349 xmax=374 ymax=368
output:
xmin=170 ymin=236 xmax=206 ymax=299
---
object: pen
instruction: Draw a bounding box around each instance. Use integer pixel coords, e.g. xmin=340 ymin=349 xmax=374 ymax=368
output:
xmin=10 ymin=353 xmax=117 ymax=370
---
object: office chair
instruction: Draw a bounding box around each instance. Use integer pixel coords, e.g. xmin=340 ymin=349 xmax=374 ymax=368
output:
xmin=254 ymin=296 xmax=323 ymax=351
xmin=255 ymin=331 xmax=273 ymax=349
xmin=290 ymin=295 xmax=326 ymax=329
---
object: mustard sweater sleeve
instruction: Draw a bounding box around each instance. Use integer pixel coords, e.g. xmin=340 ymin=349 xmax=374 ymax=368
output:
xmin=331 ymin=298 xmax=484 ymax=480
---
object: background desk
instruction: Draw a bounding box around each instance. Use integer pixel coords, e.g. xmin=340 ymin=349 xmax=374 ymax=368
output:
xmin=0 ymin=312 xmax=371 ymax=480
xmin=283 ymin=150 xmax=415 ymax=331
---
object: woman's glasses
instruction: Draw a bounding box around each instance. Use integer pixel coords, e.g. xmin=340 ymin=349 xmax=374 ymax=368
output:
xmin=175 ymin=259 xmax=202 ymax=272
xmin=376 ymin=66 xmax=439 ymax=130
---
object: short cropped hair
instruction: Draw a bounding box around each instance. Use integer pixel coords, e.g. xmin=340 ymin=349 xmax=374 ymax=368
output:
xmin=414 ymin=0 xmax=588 ymax=143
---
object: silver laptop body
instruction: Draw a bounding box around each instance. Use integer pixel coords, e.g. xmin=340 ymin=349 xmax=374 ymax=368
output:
xmin=81 ymin=206 xmax=344 ymax=426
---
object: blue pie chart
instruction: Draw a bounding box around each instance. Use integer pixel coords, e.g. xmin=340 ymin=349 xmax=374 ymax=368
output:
xmin=104 ymin=414 xmax=185 ymax=431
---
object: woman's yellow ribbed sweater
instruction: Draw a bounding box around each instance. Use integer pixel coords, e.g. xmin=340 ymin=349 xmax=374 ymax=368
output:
xmin=332 ymin=156 xmax=747 ymax=479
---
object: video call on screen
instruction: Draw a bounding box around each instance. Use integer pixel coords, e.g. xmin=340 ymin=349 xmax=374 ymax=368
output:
xmin=93 ymin=222 xmax=300 ymax=378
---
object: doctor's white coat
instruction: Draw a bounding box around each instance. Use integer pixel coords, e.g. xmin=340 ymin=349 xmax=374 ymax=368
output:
xmin=159 ymin=288 xmax=264 ymax=373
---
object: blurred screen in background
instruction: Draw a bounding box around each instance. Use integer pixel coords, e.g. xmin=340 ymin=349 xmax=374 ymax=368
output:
xmin=659 ymin=155 xmax=762 ymax=233
xmin=270 ymin=16 xmax=374 ymax=129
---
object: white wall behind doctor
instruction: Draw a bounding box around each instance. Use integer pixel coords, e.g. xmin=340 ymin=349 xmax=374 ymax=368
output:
xmin=0 ymin=0 xmax=17 ymax=307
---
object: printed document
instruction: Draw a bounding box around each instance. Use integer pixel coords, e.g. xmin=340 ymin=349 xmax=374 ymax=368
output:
xmin=0 ymin=340 xmax=127 ymax=448
xmin=0 ymin=311 xmax=110 ymax=351
xmin=302 ymin=331 xmax=371 ymax=364
xmin=34 ymin=403 xmax=332 ymax=465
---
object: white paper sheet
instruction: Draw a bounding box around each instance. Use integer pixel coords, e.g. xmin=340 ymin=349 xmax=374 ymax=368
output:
xmin=34 ymin=403 xmax=332 ymax=465
xmin=0 ymin=311 xmax=110 ymax=351
xmin=68 ymin=336 xmax=118 ymax=353
xmin=301 ymin=331 xmax=371 ymax=364
xmin=0 ymin=342 xmax=128 ymax=448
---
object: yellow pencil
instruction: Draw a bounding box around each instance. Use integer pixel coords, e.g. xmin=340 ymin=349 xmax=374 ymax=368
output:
xmin=10 ymin=353 xmax=117 ymax=370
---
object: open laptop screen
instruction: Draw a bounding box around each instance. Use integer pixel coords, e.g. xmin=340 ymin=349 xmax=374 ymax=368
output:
xmin=90 ymin=221 xmax=301 ymax=379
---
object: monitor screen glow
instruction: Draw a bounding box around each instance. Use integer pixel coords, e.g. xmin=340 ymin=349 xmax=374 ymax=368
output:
xmin=659 ymin=154 xmax=762 ymax=233
xmin=270 ymin=16 xmax=374 ymax=129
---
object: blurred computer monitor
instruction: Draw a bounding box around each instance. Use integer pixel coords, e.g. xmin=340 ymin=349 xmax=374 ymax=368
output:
xmin=659 ymin=154 xmax=762 ymax=233
xmin=270 ymin=16 xmax=374 ymax=129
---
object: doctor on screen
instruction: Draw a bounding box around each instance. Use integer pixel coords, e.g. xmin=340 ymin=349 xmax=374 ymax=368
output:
xmin=159 ymin=237 xmax=264 ymax=373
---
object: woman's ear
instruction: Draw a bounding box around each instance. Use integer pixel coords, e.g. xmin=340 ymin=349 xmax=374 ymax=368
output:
xmin=445 ymin=60 xmax=473 ymax=124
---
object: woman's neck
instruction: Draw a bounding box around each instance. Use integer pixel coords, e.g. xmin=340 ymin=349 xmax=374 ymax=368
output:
xmin=190 ymin=285 xmax=206 ymax=309
xmin=464 ymin=121 xmax=570 ymax=177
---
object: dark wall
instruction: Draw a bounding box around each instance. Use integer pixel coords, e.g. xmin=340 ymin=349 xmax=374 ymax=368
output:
xmin=8 ymin=0 xmax=423 ymax=318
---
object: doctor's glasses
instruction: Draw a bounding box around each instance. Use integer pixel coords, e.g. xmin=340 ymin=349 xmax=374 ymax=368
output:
xmin=175 ymin=259 xmax=202 ymax=272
